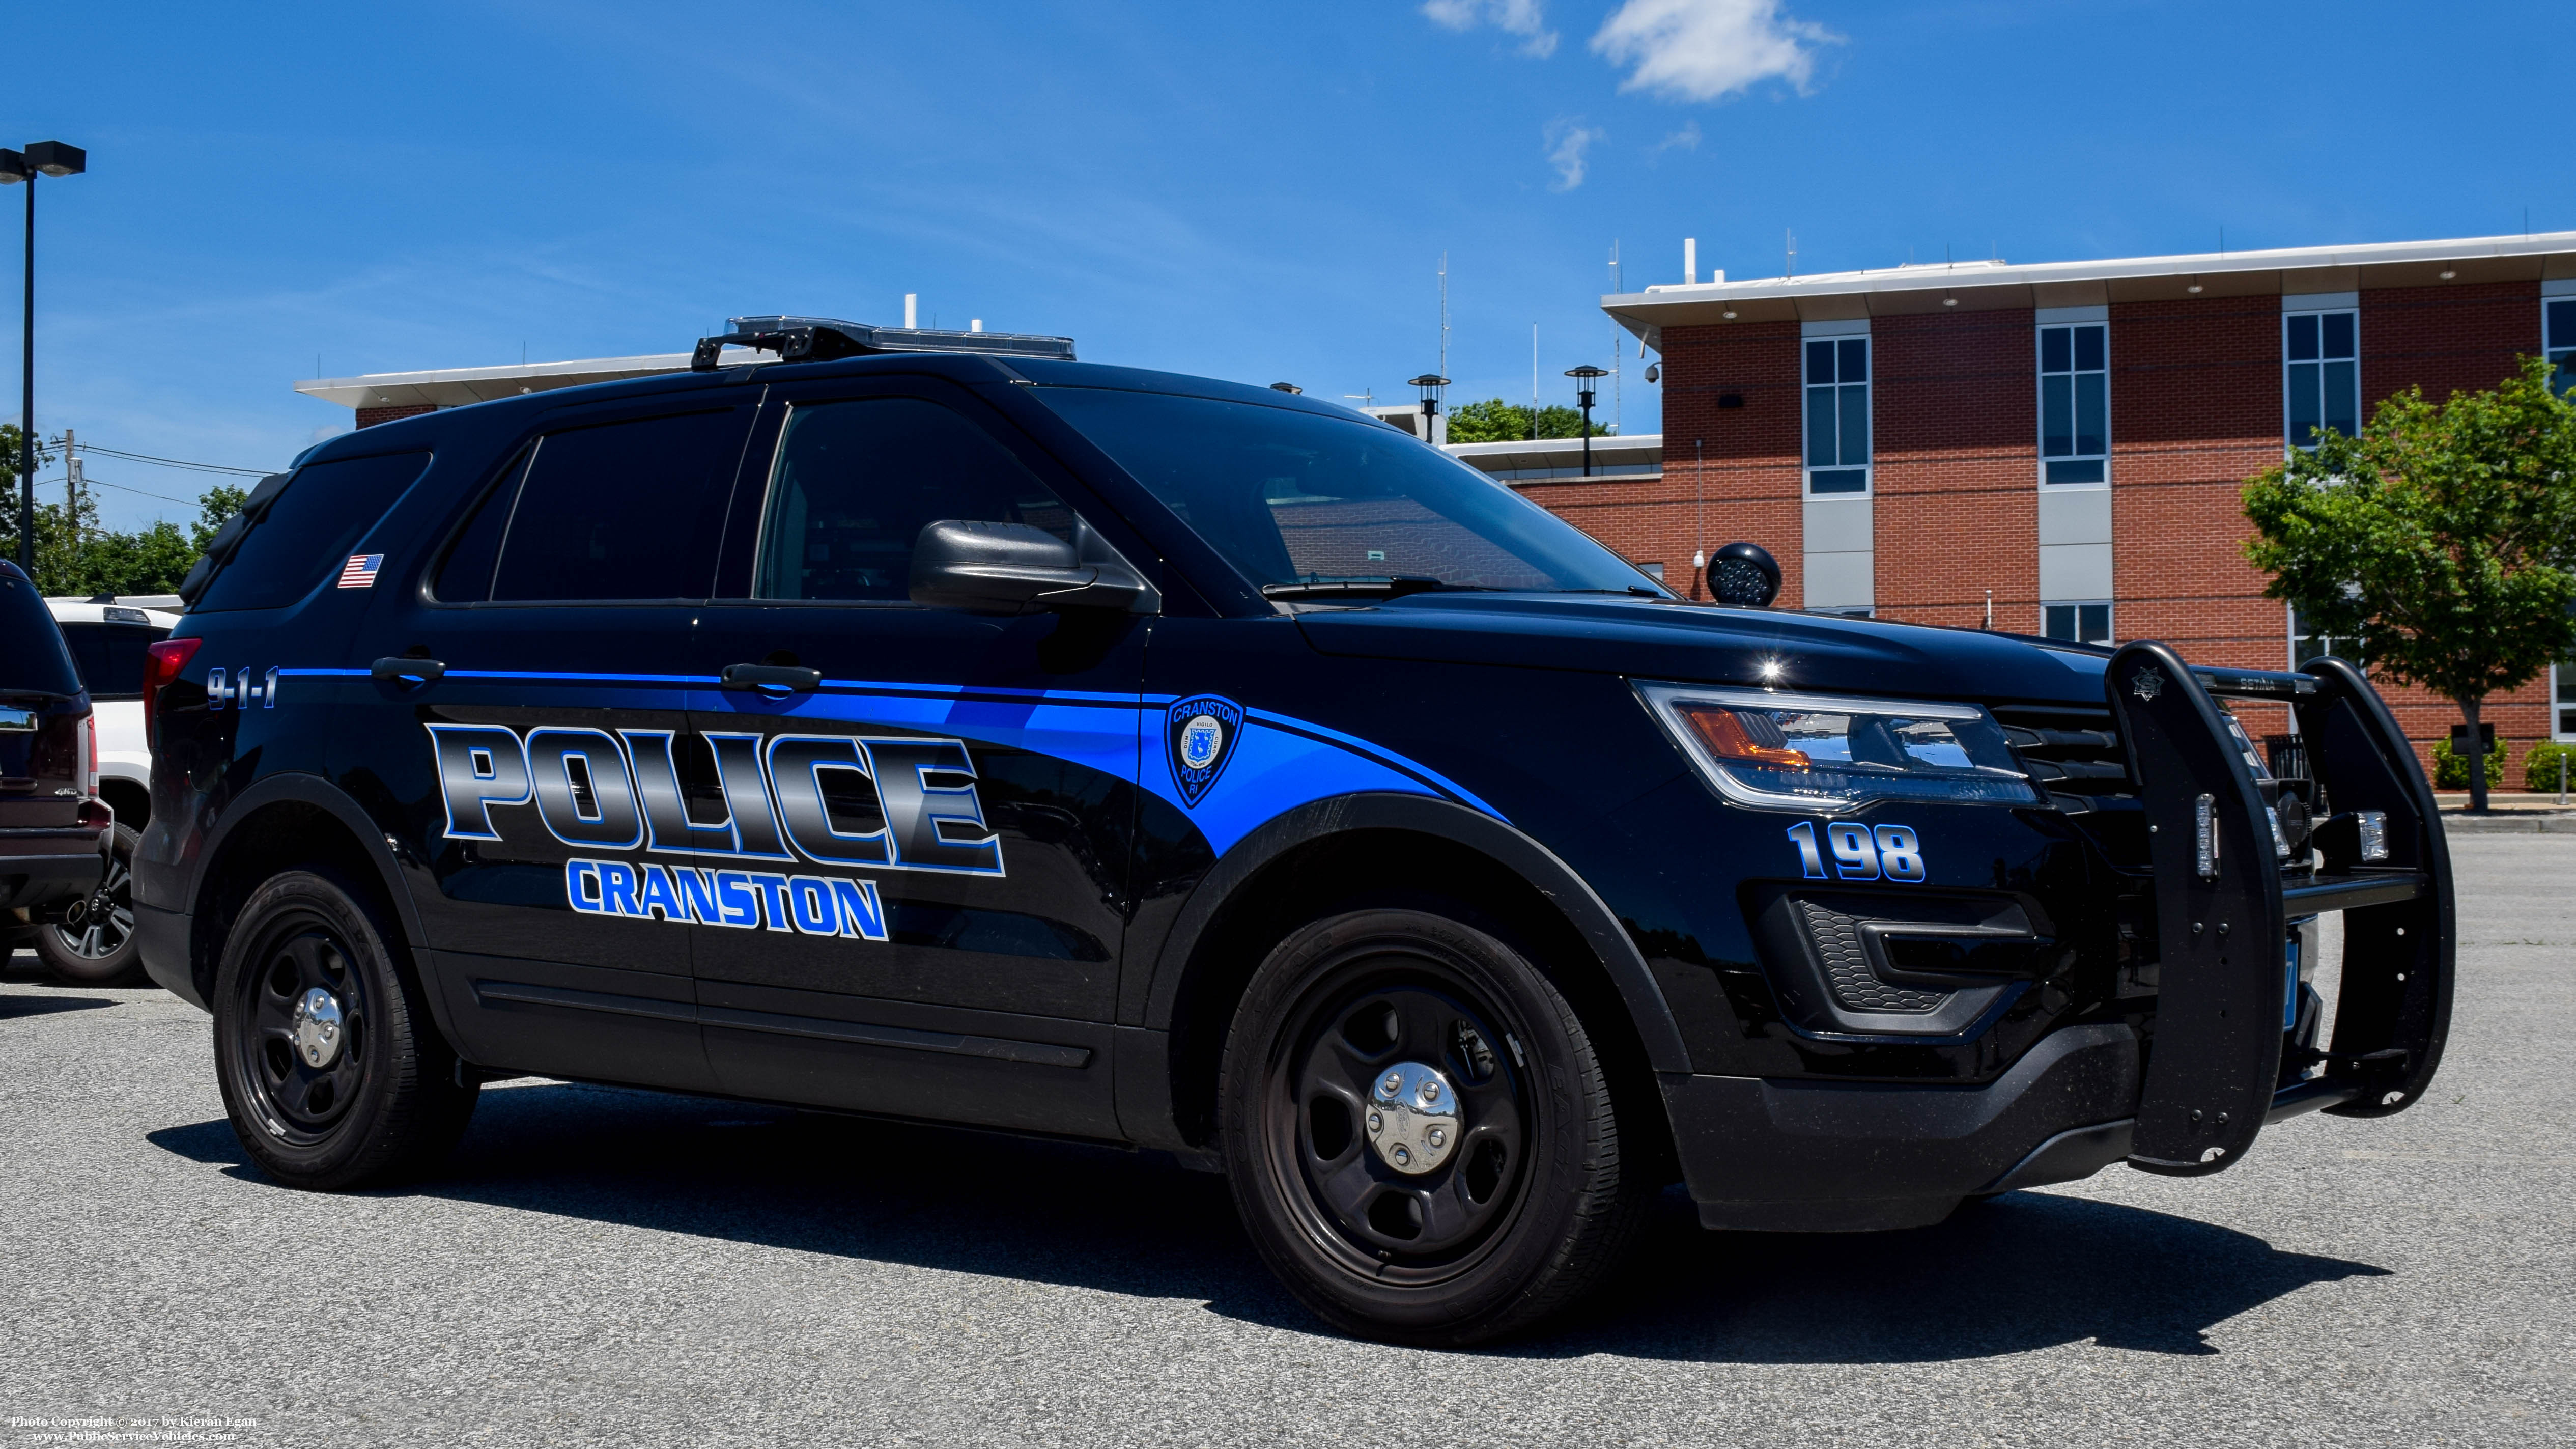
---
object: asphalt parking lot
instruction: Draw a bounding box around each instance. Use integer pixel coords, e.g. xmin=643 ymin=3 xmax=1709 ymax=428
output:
xmin=4 ymin=834 xmax=2569 ymax=1448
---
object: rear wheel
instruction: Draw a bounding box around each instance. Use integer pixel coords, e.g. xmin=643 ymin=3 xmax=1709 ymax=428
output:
xmin=36 ymin=824 xmax=145 ymax=987
xmin=1219 ymin=906 xmax=1649 ymax=1345
xmin=212 ymin=870 xmax=478 ymax=1190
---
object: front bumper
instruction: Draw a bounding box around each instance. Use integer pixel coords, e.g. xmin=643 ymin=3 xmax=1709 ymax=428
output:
xmin=1664 ymin=647 xmax=2453 ymax=1228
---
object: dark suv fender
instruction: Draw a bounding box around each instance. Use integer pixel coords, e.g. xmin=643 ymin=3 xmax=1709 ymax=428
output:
xmin=1112 ymin=791 xmax=1690 ymax=1154
xmin=137 ymin=772 xmax=439 ymax=1030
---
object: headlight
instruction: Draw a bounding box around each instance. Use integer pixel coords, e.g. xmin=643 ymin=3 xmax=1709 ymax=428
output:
xmin=1636 ymin=682 xmax=2040 ymax=812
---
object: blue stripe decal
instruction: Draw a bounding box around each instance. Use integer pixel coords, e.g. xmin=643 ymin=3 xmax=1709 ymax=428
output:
xmin=285 ymin=665 xmax=1505 ymax=855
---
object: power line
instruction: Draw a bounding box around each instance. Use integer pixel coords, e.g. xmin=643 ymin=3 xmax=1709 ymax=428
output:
xmin=68 ymin=443 xmax=272 ymax=477
xmin=24 ymin=471 xmax=206 ymax=508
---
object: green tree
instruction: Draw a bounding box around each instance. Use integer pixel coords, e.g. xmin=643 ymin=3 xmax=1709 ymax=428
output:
xmin=1442 ymin=398 xmax=1610 ymax=443
xmin=2243 ymin=354 xmax=2576 ymax=811
xmin=0 ymin=432 xmax=249 ymax=598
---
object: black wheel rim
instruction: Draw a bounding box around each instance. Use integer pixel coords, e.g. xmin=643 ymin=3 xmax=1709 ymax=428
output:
xmin=50 ymin=850 xmax=132 ymax=961
xmin=229 ymin=912 xmax=372 ymax=1146
xmin=1266 ymin=946 xmax=1533 ymax=1281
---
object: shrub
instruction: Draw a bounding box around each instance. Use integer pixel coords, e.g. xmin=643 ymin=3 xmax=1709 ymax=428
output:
xmin=2527 ymin=739 xmax=2576 ymax=795
xmin=2432 ymin=736 xmax=2508 ymax=789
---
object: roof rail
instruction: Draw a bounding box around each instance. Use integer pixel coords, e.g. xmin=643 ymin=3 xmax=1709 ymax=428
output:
xmin=691 ymin=315 xmax=1077 ymax=371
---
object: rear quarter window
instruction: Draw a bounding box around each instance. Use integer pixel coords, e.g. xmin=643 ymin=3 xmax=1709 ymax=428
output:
xmin=0 ymin=572 xmax=82 ymax=696
xmin=195 ymin=451 xmax=433 ymax=612
xmin=58 ymin=622 xmax=168 ymax=701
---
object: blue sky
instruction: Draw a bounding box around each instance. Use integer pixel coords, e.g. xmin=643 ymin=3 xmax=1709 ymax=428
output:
xmin=14 ymin=0 xmax=2574 ymax=531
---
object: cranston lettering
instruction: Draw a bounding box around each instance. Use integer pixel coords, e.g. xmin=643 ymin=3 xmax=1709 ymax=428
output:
xmin=564 ymin=858 xmax=890 ymax=940
xmin=426 ymin=722 xmax=1005 ymax=877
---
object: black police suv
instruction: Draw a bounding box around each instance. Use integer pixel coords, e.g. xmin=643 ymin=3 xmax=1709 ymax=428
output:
xmin=2 ymin=561 xmax=115 ymax=957
xmin=136 ymin=317 xmax=2454 ymax=1345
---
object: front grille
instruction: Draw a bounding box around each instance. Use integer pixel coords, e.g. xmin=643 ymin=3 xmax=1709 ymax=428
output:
xmin=1994 ymin=704 xmax=2134 ymax=813
xmin=1795 ymin=900 xmax=1947 ymax=1012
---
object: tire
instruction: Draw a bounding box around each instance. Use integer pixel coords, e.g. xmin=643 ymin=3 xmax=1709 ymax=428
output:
xmin=1219 ymin=906 xmax=1650 ymax=1346
xmin=211 ymin=870 xmax=479 ymax=1190
xmin=36 ymin=824 xmax=146 ymax=987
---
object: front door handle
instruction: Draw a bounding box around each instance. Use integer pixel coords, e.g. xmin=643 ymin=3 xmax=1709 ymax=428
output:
xmin=720 ymin=662 xmax=822 ymax=692
xmin=371 ymin=656 xmax=446 ymax=686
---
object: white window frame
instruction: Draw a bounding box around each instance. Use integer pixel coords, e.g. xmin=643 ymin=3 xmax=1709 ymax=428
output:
xmin=1802 ymin=325 xmax=1872 ymax=498
xmin=2288 ymin=600 xmax=2361 ymax=669
xmin=2283 ymin=302 xmax=2361 ymax=454
xmin=2555 ymin=659 xmax=2576 ymax=742
xmin=2042 ymin=599 xmax=2113 ymax=645
xmin=2035 ymin=314 xmax=2109 ymax=488
xmin=2546 ymin=289 xmax=2575 ymax=400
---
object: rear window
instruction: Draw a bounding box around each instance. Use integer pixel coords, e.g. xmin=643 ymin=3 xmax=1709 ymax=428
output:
xmin=196 ymin=451 xmax=433 ymax=612
xmin=441 ymin=410 xmax=744 ymax=603
xmin=59 ymin=622 xmax=168 ymax=700
xmin=0 ymin=572 xmax=81 ymax=696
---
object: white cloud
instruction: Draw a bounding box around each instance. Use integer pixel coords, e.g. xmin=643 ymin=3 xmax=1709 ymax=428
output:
xmin=1657 ymin=119 xmax=1703 ymax=151
xmin=1544 ymin=119 xmax=1605 ymax=190
xmin=1422 ymin=0 xmax=1559 ymax=59
xmin=1590 ymin=0 xmax=1838 ymax=102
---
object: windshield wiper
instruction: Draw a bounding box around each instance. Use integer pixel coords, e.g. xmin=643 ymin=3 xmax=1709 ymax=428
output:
xmin=1260 ymin=576 xmax=1486 ymax=601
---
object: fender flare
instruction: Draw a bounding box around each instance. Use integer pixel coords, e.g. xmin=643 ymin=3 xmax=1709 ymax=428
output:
xmin=1135 ymin=792 xmax=1690 ymax=1073
xmin=179 ymin=772 xmax=439 ymax=1022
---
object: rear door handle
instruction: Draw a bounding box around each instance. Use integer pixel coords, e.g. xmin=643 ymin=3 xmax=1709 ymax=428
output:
xmin=720 ymin=663 xmax=822 ymax=692
xmin=371 ymin=656 xmax=446 ymax=685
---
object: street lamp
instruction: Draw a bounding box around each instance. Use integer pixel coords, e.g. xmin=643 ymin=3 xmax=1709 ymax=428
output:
xmin=1406 ymin=374 xmax=1449 ymax=445
xmin=1 ymin=140 xmax=86 ymax=573
xmin=1565 ymin=365 xmax=1608 ymax=476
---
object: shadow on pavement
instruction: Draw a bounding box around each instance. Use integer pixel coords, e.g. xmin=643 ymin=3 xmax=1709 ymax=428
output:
xmin=0 ymin=987 xmax=120 ymax=1020
xmin=147 ymin=1079 xmax=2387 ymax=1361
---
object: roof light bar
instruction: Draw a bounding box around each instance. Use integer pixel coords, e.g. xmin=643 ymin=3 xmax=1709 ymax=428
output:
xmin=691 ymin=315 xmax=1076 ymax=371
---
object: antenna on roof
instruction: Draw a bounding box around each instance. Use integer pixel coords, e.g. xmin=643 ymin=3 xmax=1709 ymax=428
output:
xmin=1786 ymin=228 xmax=1796 ymax=280
xmin=1438 ymin=251 xmax=1450 ymax=383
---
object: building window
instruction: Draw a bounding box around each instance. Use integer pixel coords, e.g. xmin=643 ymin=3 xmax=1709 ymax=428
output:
xmin=2289 ymin=601 xmax=2360 ymax=667
xmin=1804 ymin=335 xmax=1870 ymax=494
xmin=2038 ymin=323 xmax=2108 ymax=484
xmin=2557 ymin=656 xmax=2576 ymax=741
xmin=2043 ymin=601 xmax=2111 ymax=645
xmin=2547 ymin=297 xmax=2574 ymax=400
xmin=2285 ymin=309 xmax=2360 ymax=450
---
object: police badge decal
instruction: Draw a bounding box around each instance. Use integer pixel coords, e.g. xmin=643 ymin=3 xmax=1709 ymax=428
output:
xmin=1165 ymin=694 xmax=1245 ymax=807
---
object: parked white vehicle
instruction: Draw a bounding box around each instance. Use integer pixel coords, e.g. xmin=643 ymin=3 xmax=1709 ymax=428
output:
xmin=36 ymin=595 xmax=179 ymax=985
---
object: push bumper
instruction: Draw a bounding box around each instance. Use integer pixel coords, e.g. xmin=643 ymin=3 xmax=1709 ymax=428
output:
xmin=1666 ymin=647 xmax=2452 ymax=1231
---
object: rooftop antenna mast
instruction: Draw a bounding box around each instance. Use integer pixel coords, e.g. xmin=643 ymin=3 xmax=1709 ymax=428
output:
xmin=1438 ymin=252 xmax=1449 ymax=383
xmin=1530 ymin=323 xmax=1539 ymax=440
xmin=1609 ymin=239 xmax=1622 ymax=434
xmin=1786 ymin=228 xmax=1797 ymax=279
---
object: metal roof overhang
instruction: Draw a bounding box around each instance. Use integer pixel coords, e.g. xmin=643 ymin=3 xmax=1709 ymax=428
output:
xmin=293 ymin=348 xmax=769 ymax=410
xmin=1446 ymin=433 xmax=1663 ymax=473
xmin=1601 ymin=231 xmax=2576 ymax=350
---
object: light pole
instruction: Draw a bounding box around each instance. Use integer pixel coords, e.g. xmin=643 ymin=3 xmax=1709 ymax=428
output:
xmin=1 ymin=141 xmax=86 ymax=574
xmin=1407 ymin=373 xmax=1449 ymax=447
xmin=1565 ymin=365 xmax=1607 ymax=477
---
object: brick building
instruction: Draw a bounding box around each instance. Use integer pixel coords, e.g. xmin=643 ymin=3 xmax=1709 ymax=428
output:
xmin=1594 ymin=232 xmax=2576 ymax=783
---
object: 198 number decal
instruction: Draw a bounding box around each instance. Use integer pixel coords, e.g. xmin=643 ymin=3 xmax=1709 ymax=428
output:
xmin=1786 ymin=820 xmax=1924 ymax=882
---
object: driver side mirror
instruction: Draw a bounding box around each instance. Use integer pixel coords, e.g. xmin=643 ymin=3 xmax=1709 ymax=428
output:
xmin=909 ymin=519 xmax=1156 ymax=616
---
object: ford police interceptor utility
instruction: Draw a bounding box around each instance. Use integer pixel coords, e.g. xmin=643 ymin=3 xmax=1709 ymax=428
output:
xmin=136 ymin=317 xmax=2453 ymax=1345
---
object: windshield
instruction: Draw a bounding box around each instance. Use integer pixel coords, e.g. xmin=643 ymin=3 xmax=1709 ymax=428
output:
xmin=1035 ymin=387 xmax=1664 ymax=595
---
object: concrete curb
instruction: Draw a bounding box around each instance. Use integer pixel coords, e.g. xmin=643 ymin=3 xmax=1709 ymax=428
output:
xmin=2442 ymin=814 xmax=2576 ymax=833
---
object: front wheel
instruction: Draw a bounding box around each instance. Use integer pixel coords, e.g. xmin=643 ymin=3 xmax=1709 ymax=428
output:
xmin=1219 ymin=906 xmax=1649 ymax=1345
xmin=212 ymin=870 xmax=478 ymax=1190
xmin=36 ymin=823 xmax=145 ymax=987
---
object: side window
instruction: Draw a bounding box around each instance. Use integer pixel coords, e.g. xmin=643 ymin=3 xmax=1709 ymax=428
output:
xmin=2284 ymin=309 xmax=2360 ymax=450
xmin=472 ymin=411 xmax=744 ymax=603
xmin=750 ymin=397 xmax=1073 ymax=602
xmin=1803 ymin=335 xmax=1869 ymax=495
xmin=2547 ymin=298 xmax=2574 ymax=400
xmin=195 ymin=451 xmax=431 ymax=612
xmin=58 ymin=623 xmax=165 ymax=701
xmin=2039 ymin=323 xmax=2108 ymax=484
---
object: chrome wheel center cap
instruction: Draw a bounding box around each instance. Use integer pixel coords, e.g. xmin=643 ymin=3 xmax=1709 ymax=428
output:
xmin=290 ymin=988 xmax=345 ymax=1068
xmin=1365 ymin=1061 xmax=1461 ymax=1175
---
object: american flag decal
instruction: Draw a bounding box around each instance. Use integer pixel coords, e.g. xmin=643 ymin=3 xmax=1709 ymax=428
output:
xmin=336 ymin=554 xmax=384 ymax=589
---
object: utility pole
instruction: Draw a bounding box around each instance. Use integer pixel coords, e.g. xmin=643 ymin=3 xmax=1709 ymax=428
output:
xmin=62 ymin=428 xmax=75 ymax=544
xmin=2 ymin=141 xmax=88 ymax=574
